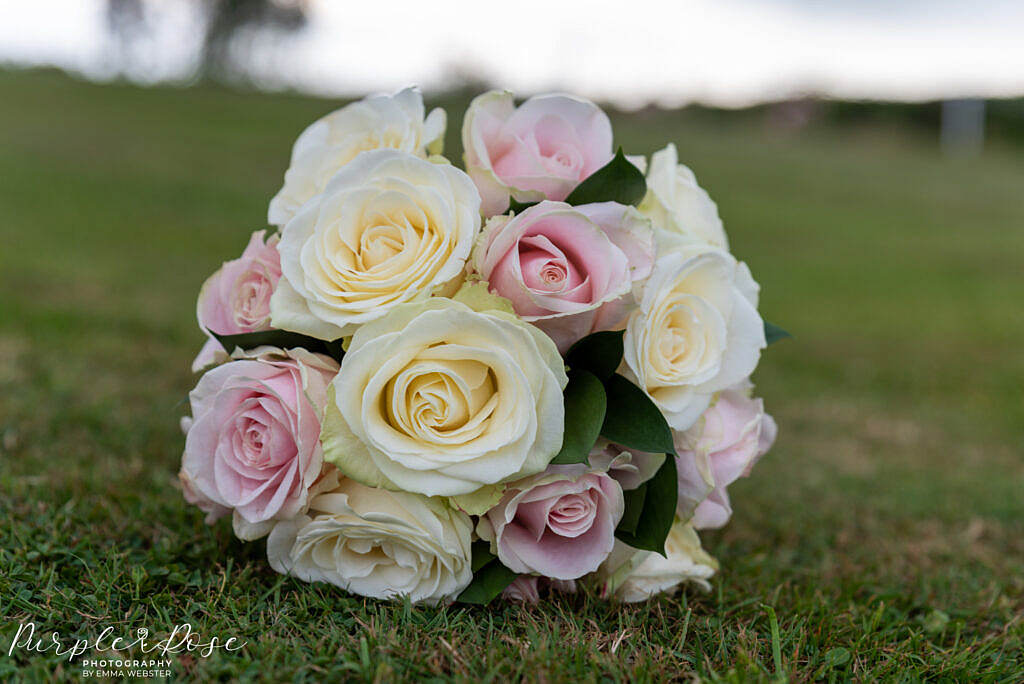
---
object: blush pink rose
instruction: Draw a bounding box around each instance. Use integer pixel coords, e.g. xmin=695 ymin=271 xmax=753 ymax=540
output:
xmin=192 ymin=230 xmax=283 ymax=371
xmin=179 ymin=347 xmax=339 ymax=534
xmin=478 ymin=466 xmax=624 ymax=580
xmin=471 ymin=200 xmax=654 ymax=352
xmin=462 ymin=91 xmax=613 ymax=216
xmin=502 ymin=576 xmax=578 ymax=603
xmin=586 ymin=439 xmax=666 ymax=491
xmin=675 ymin=385 xmax=777 ymax=529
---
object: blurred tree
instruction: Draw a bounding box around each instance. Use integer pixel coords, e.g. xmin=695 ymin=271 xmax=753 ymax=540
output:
xmin=105 ymin=0 xmax=308 ymax=81
xmin=105 ymin=0 xmax=149 ymax=69
xmin=199 ymin=0 xmax=307 ymax=80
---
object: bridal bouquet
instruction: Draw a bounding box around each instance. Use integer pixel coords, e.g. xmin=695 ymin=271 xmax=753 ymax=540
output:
xmin=178 ymin=88 xmax=785 ymax=605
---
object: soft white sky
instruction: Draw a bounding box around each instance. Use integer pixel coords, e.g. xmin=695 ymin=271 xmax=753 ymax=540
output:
xmin=2 ymin=0 xmax=1023 ymax=106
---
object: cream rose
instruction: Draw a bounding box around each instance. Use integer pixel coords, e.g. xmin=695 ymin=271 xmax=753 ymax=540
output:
xmin=597 ymin=519 xmax=717 ymax=602
xmin=267 ymin=477 xmax=473 ymax=605
xmin=638 ymin=144 xmax=728 ymax=250
xmin=320 ymin=298 xmax=568 ymax=502
xmin=623 ymin=245 xmax=765 ymax=430
xmin=270 ymin=150 xmax=481 ymax=340
xmin=268 ymin=88 xmax=446 ymax=227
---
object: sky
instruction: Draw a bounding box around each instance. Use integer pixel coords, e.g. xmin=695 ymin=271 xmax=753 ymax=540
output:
xmin=2 ymin=0 xmax=1023 ymax=107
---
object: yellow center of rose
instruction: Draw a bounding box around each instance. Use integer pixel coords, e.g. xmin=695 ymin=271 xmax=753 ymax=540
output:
xmin=384 ymin=357 xmax=499 ymax=446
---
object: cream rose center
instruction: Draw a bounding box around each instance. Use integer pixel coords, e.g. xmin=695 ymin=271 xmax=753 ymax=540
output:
xmin=648 ymin=294 xmax=726 ymax=386
xmin=385 ymin=354 xmax=499 ymax=446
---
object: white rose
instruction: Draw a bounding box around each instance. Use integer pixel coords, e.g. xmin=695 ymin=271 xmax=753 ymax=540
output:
xmin=638 ymin=143 xmax=728 ymax=250
xmin=320 ymin=298 xmax=568 ymax=504
xmin=266 ymin=477 xmax=473 ymax=605
xmin=268 ymin=88 xmax=446 ymax=227
xmin=270 ymin=150 xmax=481 ymax=340
xmin=623 ymin=245 xmax=765 ymax=430
xmin=597 ymin=519 xmax=718 ymax=602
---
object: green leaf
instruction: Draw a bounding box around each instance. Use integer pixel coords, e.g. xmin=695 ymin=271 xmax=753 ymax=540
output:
xmin=764 ymin=321 xmax=791 ymax=345
xmin=469 ymin=540 xmax=496 ymax=573
xmin=565 ymin=330 xmax=624 ymax=381
xmin=600 ymin=374 xmax=675 ymax=455
xmin=457 ymin=545 xmax=518 ymax=605
xmin=614 ymin=455 xmax=678 ymax=555
xmin=210 ymin=329 xmax=345 ymax=363
xmin=550 ymin=370 xmax=606 ymax=465
xmin=564 ymin=147 xmax=647 ymax=207
xmin=508 ymin=198 xmax=537 ymax=214
xmin=617 ymin=483 xmax=647 ymax=535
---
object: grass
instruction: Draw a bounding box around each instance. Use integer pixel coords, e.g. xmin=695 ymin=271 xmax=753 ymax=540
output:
xmin=1 ymin=68 xmax=1022 ymax=682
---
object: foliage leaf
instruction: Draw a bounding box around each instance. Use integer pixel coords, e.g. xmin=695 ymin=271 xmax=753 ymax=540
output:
xmin=764 ymin=321 xmax=792 ymax=345
xmin=617 ymin=483 xmax=647 ymax=535
xmin=600 ymin=374 xmax=676 ymax=456
xmin=564 ymin=147 xmax=647 ymax=207
xmin=614 ymin=455 xmax=678 ymax=555
xmin=550 ymin=370 xmax=606 ymax=465
xmin=457 ymin=543 xmax=518 ymax=605
xmin=508 ymin=198 xmax=537 ymax=214
xmin=565 ymin=330 xmax=624 ymax=381
xmin=211 ymin=329 xmax=344 ymax=363
xmin=469 ymin=540 xmax=496 ymax=573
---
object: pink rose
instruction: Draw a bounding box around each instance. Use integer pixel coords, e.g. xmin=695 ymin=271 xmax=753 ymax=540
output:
xmin=502 ymin=576 xmax=578 ymax=603
xmin=178 ymin=469 xmax=230 ymax=525
xmin=478 ymin=466 xmax=624 ymax=580
xmin=179 ymin=348 xmax=339 ymax=535
xmin=471 ymin=201 xmax=654 ymax=352
xmin=192 ymin=230 xmax=283 ymax=371
xmin=586 ymin=439 xmax=666 ymax=491
xmin=462 ymin=91 xmax=613 ymax=216
xmin=675 ymin=385 xmax=777 ymax=529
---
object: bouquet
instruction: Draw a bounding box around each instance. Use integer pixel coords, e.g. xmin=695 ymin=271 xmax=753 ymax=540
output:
xmin=178 ymin=88 xmax=784 ymax=606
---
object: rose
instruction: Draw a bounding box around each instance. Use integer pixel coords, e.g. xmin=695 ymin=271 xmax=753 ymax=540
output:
xmin=637 ymin=143 xmax=728 ymax=249
xmin=266 ymin=477 xmax=473 ymax=605
xmin=192 ymin=230 xmax=282 ymax=372
xmin=471 ymin=201 xmax=654 ymax=352
xmin=586 ymin=439 xmax=665 ymax=491
xmin=198 ymin=230 xmax=282 ymax=334
xmin=319 ymin=298 xmax=568 ymax=503
xmin=598 ymin=519 xmax=717 ymax=602
xmin=178 ymin=469 xmax=229 ymax=525
xmin=462 ymin=91 xmax=613 ymax=216
xmin=623 ymin=245 xmax=765 ymax=431
xmin=502 ymin=576 xmax=577 ymax=603
xmin=179 ymin=347 xmax=339 ymax=539
xmin=676 ymin=384 xmax=777 ymax=528
xmin=477 ymin=466 xmax=625 ymax=580
xmin=269 ymin=150 xmax=481 ymax=340
xmin=268 ymin=88 xmax=446 ymax=227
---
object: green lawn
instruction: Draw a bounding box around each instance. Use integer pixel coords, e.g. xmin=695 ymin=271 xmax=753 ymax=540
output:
xmin=1 ymin=69 xmax=1021 ymax=682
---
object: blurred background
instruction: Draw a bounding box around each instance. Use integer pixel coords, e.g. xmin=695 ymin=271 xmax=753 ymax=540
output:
xmin=0 ymin=3 xmax=1021 ymax=678
xmin=3 ymin=0 xmax=1024 ymax=150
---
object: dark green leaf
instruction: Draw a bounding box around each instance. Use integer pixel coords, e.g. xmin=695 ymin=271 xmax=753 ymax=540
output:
xmin=550 ymin=370 xmax=606 ymax=465
xmin=565 ymin=330 xmax=624 ymax=381
xmin=469 ymin=540 xmax=496 ymax=573
xmin=508 ymin=198 xmax=537 ymax=214
xmin=617 ymin=483 xmax=647 ymax=535
xmin=601 ymin=374 xmax=675 ymax=455
xmin=615 ymin=455 xmax=678 ymax=555
xmin=764 ymin=321 xmax=791 ymax=345
xmin=210 ymin=329 xmax=345 ymax=363
xmin=457 ymin=553 xmax=518 ymax=605
xmin=564 ymin=147 xmax=647 ymax=207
